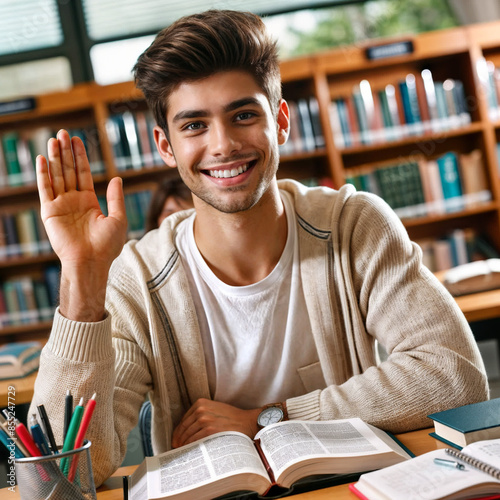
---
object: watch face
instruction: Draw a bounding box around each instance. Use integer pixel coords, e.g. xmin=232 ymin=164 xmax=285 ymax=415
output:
xmin=257 ymin=407 xmax=284 ymax=427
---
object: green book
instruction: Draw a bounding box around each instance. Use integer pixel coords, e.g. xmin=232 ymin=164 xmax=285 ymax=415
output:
xmin=428 ymin=398 xmax=500 ymax=449
xmin=2 ymin=132 xmax=22 ymax=187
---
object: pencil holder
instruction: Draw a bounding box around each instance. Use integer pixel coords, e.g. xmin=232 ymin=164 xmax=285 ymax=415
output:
xmin=14 ymin=440 xmax=97 ymax=500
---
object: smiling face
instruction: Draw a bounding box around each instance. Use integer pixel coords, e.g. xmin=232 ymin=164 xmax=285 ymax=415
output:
xmin=154 ymin=70 xmax=289 ymax=215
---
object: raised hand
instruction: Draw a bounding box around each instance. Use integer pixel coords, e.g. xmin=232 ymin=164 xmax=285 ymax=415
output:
xmin=36 ymin=129 xmax=128 ymax=321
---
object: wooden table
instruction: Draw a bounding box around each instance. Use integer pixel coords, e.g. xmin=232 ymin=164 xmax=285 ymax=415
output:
xmin=0 ymin=371 xmax=38 ymax=407
xmin=1 ymin=428 xmax=448 ymax=499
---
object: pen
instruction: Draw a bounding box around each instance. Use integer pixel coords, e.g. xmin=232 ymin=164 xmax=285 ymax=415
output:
xmin=64 ymin=389 xmax=73 ymax=441
xmin=37 ymin=404 xmax=59 ymax=454
xmin=60 ymin=396 xmax=84 ymax=476
xmin=68 ymin=393 xmax=97 ymax=482
xmin=30 ymin=414 xmax=51 ymax=456
xmin=434 ymin=458 xmax=466 ymax=470
xmin=0 ymin=427 xmax=24 ymax=458
xmin=13 ymin=418 xmax=42 ymax=457
xmin=0 ymin=413 xmax=29 ymax=457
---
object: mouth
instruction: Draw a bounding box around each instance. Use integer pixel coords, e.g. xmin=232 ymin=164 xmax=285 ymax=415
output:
xmin=203 ymin=160 xmax=256 ymax=179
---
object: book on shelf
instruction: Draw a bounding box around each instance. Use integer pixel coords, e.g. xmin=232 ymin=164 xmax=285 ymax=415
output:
xmin=127 ymin=418 xmax=412 ymax=500
xmin=1 ymin=272 xmax=58 ymax=327
xmin=124 ymin=189 xmax=153 ymax=239
xmin=350 ymin=438 xmax=500 ymax=500
xmin=428 ymin=398 xmax=500 ymax=449
xmin=436 ymin=151 xmax=464 ymax=212
xmin=346 ymin=149 xmax=492 ymax=221
xmin=0 ymin=208 xmax=53 ymax=260
xmin=307 ymin=96 xmax=326 ymax=149
xmin=296 ymin=98 xmax=316 ymax=152
xmin=330 ymin=70 xmax=471 ymax=149
xmin=2 ymin=132 xmax=23 ymax=187
xmin=0 ymin=127 xmax=104 ymax=186
xmin=280 ymin=97 xmax=324 ymax=155
xmin=0 ymin=341 xmax=41 ymax=380
xmin=68 ymin=127 xmax=105 ymax=175
xmin=416 ymin=229 xmax=499 ymax=273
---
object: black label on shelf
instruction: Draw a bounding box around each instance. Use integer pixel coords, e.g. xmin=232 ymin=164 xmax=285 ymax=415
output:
xmin=365 ymin=41 xmax=414 ymax=60
xmin=0 ymin=97 xmax=36 ymax=116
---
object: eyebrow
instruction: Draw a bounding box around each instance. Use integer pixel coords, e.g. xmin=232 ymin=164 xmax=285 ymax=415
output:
xmin=172 ymin=97 xmax=262 ymax=123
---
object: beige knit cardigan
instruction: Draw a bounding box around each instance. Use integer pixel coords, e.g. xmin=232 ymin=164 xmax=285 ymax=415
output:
xmin=30 ymin=179 xmax=488 ymax=486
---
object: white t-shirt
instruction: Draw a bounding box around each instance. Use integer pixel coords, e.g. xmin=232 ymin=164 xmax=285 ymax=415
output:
xmin=175 ymin=191 xmax=318 ymax=409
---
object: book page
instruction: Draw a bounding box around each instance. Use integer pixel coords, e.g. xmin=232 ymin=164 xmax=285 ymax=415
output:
xmin=145 ymin=432 xmax=269 ymax=498
xmin=255 ymin=418 xmax=406 ymax=478
xmin=356 ymin=448 xmax=500 ymax=500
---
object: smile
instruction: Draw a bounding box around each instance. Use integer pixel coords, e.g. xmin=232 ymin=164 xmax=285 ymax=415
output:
xmin=207 ymin=163 xmax=250 ymax=179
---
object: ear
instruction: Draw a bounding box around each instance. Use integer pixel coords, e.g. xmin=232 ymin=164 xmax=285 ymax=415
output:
xmin=153 ymin=126 xmax=177 ymax=168
xmin=276 ymin=99 xmax=290 ymax=146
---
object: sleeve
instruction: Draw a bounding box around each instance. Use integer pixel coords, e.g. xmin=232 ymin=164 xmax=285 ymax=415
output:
xmin=28 ymin=306 xmax=152 ymax=487
xmin=287 ymin=192 xmax=489 ymax=433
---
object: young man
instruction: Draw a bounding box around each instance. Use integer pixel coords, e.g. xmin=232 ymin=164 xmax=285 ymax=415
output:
xmin=31 ymin=10 xmax=487 ymax=485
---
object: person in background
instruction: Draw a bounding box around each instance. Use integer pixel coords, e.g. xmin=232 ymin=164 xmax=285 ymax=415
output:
xmin=145 ymin=177 xmax=194 ymax=231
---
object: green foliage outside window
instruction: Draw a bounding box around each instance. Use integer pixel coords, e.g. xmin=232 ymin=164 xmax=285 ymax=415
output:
xmin=270 ymin=0 xmax=458 ymax=59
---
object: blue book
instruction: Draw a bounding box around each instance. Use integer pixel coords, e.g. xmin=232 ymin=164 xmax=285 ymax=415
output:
xmin=436 ymin=152 xmax=464 ymax=212
xmin=0 ymin=341 xmax=41 ymax=380
xmin=428 ymin=398 xmax=500 ymax=449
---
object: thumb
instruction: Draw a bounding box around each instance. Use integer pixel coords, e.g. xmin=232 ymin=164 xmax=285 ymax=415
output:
xmin=106 ymin=177 xmax=127 ymax=223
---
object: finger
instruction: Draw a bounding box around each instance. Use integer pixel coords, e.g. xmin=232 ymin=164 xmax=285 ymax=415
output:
xmin=47 ymin=136 xmax=66 ymax=196
xmin=106 ymin=177 xmax=127 ymax=223
xmin=172 ymin=406 xmax=204 ymax=448
xmin=173 ymin=419 xmax=205 ymax=448
xmin=57 ymin=129 xmax=77 ymax=191
xmin=71 ymin=136 xmax=94 ymax=192
xmin=35 ymin=155 xmax=54 ymax=205
xmin=180 ymin=427 xmax=216 ymax=447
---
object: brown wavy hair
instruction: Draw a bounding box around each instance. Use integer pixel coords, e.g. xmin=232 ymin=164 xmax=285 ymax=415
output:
xmin=133 ymin=10 xmax=282 ymax=135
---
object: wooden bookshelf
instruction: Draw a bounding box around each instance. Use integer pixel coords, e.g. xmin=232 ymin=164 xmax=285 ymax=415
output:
xmin=3 ymin=21 xmax=500 ymax=343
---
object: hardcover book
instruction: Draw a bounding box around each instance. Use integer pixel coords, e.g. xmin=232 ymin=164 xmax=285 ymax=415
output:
xmin=0 ymin=341 xmax=41 ymax=380
xmin=428 ymin=398 xmax=500 ymax=449
xmin=127 ymin=418 xmax=411 ymax=500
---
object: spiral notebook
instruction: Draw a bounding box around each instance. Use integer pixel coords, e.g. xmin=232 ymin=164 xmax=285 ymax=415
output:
xmin=350 ymin=438 xmax=500 ymax=500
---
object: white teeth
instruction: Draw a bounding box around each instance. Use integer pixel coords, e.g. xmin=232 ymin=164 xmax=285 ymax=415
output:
xmin=209 ymin=163 xmax=249 ymax=178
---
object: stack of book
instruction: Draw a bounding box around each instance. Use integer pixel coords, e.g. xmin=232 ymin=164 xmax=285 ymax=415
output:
xmin=0 ymin=267 xmax=59 ymax=327
xmin=0 ymin=126 xmax=104 ymax=188
xmin=330 ymin=69 xmax=470 ymax=149
xmin=345 ymin=149 xmax=491 ymax=220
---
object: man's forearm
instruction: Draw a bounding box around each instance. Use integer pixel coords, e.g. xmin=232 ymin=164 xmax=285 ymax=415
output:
xmin=59 ymin=264 xmax=109 ymax=322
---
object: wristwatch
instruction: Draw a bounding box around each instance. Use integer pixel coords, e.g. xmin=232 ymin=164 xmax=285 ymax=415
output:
xmin=257 ymin=403 xmax=288 ymax=429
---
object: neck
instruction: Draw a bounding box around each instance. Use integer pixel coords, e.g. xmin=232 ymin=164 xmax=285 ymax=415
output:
xmin=193 ymin=183 xmax=287 ymax=286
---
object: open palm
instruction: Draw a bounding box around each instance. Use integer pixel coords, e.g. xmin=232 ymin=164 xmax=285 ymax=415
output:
xmin=36 ymin=130 xmax=128 ymax=270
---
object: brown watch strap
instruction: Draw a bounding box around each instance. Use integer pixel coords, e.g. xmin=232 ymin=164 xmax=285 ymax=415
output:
xmin=261 ymin=402 xmax=288 ymax=421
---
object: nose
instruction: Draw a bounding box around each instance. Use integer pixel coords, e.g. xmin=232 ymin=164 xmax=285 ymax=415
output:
xmin=208 ymin=122 xmax=242 ymax=157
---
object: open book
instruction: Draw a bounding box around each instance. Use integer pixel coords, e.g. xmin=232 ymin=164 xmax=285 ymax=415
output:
xmin=127 ymin=418 xmax=412 ymax=500
xmin=350 ymin=438 xmax=500 ymax=500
